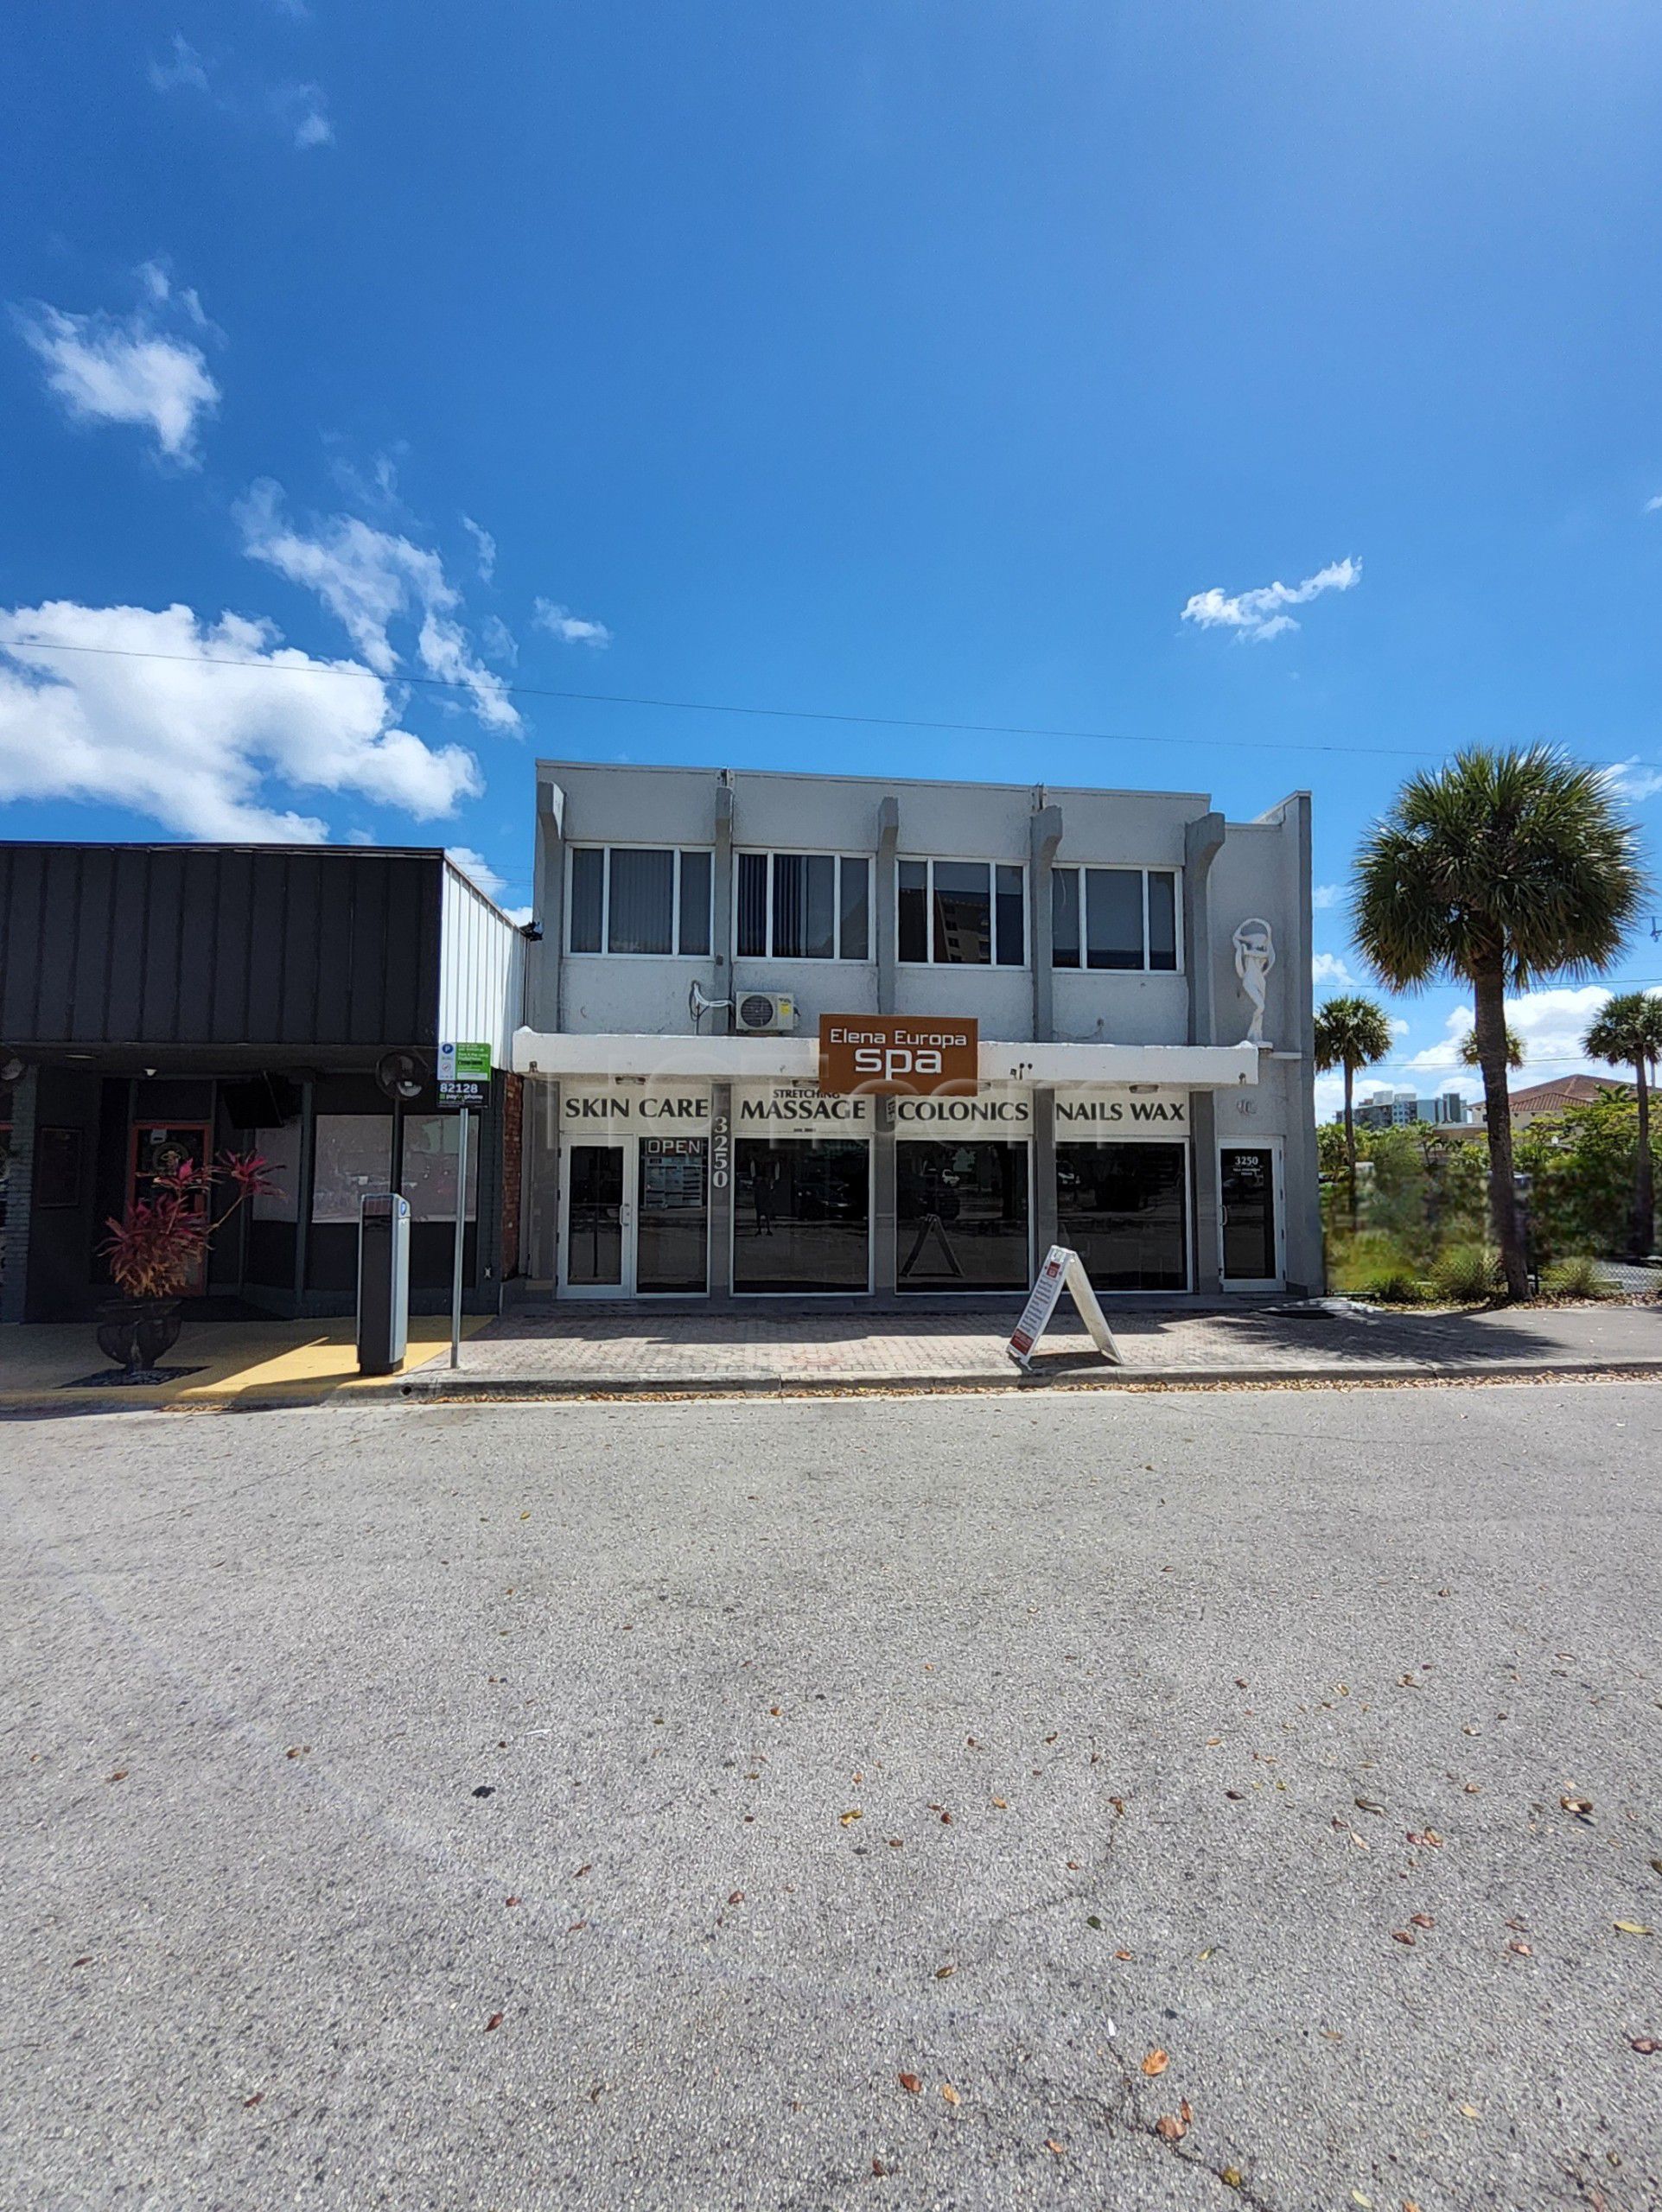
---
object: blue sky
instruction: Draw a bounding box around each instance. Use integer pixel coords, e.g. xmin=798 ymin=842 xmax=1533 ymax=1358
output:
xmin=4 ymin=0 xmax=1661 ymax=1105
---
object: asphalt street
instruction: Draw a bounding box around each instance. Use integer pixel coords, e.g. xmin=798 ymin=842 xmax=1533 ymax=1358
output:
xmin=3 ymin=1382 xmax=1660 ymax=2212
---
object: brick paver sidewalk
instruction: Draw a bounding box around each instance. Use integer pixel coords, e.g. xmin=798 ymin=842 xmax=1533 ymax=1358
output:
xmin=419 ymin=1296 xmax=1662 ymax=1395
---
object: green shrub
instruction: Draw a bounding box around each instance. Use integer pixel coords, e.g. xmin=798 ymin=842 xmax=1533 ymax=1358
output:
xmin=1539 ymin=1253 xmax=1608 ymax=1300
xmin=1431 ymin=1242 xmax=1500 ymax=1302
xmin=1332 ymin=1231 xmax=1426 ymax=1303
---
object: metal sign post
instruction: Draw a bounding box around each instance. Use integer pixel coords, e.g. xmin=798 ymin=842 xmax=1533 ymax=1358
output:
xmin=437 ymin=1043 xmax=490 ymax=1371
xmin=449 ymin=1105 xmax=468 ymax=1370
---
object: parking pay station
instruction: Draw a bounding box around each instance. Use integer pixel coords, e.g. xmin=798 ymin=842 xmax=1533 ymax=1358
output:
xmin=357 ymin=1192 xmax=411 ymax=1376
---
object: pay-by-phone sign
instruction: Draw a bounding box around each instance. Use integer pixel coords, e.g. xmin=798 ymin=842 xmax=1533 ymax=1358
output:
xmin=437 ymin=1040 xmax=491 ymax=1107
xmin=818 ymin=1014 xmax=978 ymax=1096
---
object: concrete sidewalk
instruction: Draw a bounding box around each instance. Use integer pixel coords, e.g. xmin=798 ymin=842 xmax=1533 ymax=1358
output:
xmin=407 ymin=1294 xmax=1662 ymax=1396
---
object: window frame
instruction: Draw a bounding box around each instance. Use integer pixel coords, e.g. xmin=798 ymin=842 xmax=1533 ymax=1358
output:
xmin=1050 ymin=864 xmax=1182 ymax=976
xmin=896 ymin=856 xmax=1028 ymax=969
xmin=564 ymin=843 xmax=714 ymax=960
xmin=731 ymin=849 xmax=874 ymax=963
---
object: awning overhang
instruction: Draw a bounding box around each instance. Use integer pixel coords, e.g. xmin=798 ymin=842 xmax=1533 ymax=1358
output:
xmin=511 ymin=1028 xmax=1262 ymax=1090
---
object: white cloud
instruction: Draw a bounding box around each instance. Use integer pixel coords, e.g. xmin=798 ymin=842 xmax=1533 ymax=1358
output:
xmin=239 ymin=482 xmax=519 ymax=732
xmin=1181 ymin=557 xmax=1361 ymax=645
xmin=1404 ymin=985 xmax=1654 ymax=1075
xmin=276 ymin=83 xmax=333 ymax=149
xmin=0 ymin=601 xmax=481 ymax=841
xmin=1391 ymin=1017 xmax=1410 ymax=1038
xmin=480 ymin=615 xmax=518 ymax=664
xmin=462 ymin=517 xmax=497 ymax=582
xmin=1646 ymin=494 xmax=1662 ymax=514
xmin=15 ymin=281 xmax=220 ymax=465
xmin=1601 ymin=756 xmax=1662 ymax=804
xmin=446 ymin=846 xmax=506 ymax=899
xmin=1311 ymin=882 xmax=1344 ymax=911
xmin=1312 ymin=952 xmax=1355 ymax=986
xmin=148 ymin=33 xmax=209 ymax=94
xmin=532 ymin=598 xmax=613 ymax=649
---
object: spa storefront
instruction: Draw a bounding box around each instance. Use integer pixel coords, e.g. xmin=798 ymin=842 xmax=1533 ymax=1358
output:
xmin=533 ymin=1049 xmax=1250 ymax=1306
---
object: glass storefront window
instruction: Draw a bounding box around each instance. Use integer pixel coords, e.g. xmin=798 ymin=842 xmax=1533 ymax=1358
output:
xmin=252 ymin=1122 xmax=301 ymax=1221
xmin=1056 ymin=1141 xmax=1188 ymax=1291
xmin=310 ymin=1115 xmax=393 ymax=1224
xmin=896 ymin=1141 xmax=1029 ymax=1292
xmin=637 ymin=1136 xmax=709 ymax=1293
xmin=733 ymin=1139 xmax=869 ymax=1293
xmin=401 ymin=1116 xmax=481 ymax=1221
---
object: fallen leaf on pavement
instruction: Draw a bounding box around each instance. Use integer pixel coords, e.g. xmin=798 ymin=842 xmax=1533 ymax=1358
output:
xmin=934 ymin=1965 xmax=955 ymax=1979
xmin=1614 ymin=1920 xmax=1653 ymax=1936
xmin=1086 ymin=1915 xmax=1103 ymax=1929
xmin=1410 ymin=1914 xmax=1435 ymax=1929
xmin=897 ymin=2072 xmax=921 ymax=2094
xmin=1391 ymin=1929 xmax=1416 ymax=1946
xmin=1560 ymin=1796 xmax=1593 ymax=1815
xmin=871 ymin=2157 xmax=887 ymax=2175
xmin=1630 ymin=2037 xmax=1659 ymax=2056
xmin=1508 ymin=1940 xmax=1532 ymax=1956
xmin=1141 ymin=2050 xmax=1169 ymax=2076
xmin=1355 ymin=1797 xmax=1385 ymax=1815
xmin=1114 ymin=1948 xmax=1132 ymax=1961
xmin=1225 ymin=1789 xmax=1245 ymax=1801
xmin=940 ymin=2082 xmax=960 ymax=2106
xmin=991 ymin=1797 xmax=1008 ymax=1809
xmin=1045 ymin=2139 xmax=1067 ymax=2155
xmin=505 ymin=1896 xmax=520 ymax=1907
xmin=484 ymin=2012 xmax=504 ymax=2031
xmin=1155 ymin=2101 xmax=1192 ymax=2142
xmin=728 ymin=1891 xmax=744 ymax=1905
xmin=1221 ymin=2168 xmax=1244 ymax=2188
xmin=108 ymin=1770 xmax=128 ymax=1783
xmin=839 ymin=1809 xmax=863 ymax=1826
xmin=243 ymin=2092 xmax=264 ymax=2107
xmin=1458 ymin=2102 xmax=1481 ymax=2118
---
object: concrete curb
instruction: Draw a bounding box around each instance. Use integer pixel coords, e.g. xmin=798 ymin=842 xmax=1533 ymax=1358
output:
xmin=5 ymin=1356 xmax=1661 ymax=1415
xmin=396 ymin=1355 xmax=1662 ymax=1400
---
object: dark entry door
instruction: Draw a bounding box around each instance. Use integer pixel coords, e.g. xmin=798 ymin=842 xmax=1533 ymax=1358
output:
xmin=566 ymin=1143 xmax=626 ymax=1291
xmin=1220 ymin=1147 xmax=1279 ymax=1282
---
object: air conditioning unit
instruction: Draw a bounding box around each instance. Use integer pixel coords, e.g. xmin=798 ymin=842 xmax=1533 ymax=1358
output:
xmin=735 ymin=990 xmax=798 ymax=1034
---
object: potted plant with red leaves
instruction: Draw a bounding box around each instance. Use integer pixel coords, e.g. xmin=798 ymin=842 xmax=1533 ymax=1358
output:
xmin=97 ymin=1150 xmax=281 ymax=1373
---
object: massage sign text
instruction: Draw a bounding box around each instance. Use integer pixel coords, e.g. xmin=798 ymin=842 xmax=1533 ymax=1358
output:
xmin=818 ymin=1014 xmax=979 ymax=1097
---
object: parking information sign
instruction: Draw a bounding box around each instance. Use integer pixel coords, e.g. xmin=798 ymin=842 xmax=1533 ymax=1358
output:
xmin=1007 ymin=1245 xmax=1123 ymax=1371
xmin=437 ymin=1040 xmax=491 ymax=1107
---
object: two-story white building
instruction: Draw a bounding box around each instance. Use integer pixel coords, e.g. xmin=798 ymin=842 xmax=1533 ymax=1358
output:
xmin=511 ymin=764 xmax=1320 ymax=1306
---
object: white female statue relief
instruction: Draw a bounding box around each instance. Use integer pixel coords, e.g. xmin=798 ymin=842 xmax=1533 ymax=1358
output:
xmin=1232 ymin=918 xmax=1275 ymax=1047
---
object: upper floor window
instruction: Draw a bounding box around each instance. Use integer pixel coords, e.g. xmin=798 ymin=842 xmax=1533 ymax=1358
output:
xmin=899 ymin=859 xmax=1025 ymax=967
xmin=567 ymin=846 xmax=712 ymax=957
xmin=736 ymin=852 xmax=870 ymax=962
xmin=1052 ymin=866 xmax=1180 ymax=973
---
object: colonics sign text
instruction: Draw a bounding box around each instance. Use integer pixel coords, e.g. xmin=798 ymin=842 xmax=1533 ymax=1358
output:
xmin=818 ymin=1014 xmax=979 ymax=1096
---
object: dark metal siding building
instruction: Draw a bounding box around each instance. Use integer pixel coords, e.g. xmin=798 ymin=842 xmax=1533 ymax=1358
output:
xmin=0 ymin=842 xmax=524 ymax=1324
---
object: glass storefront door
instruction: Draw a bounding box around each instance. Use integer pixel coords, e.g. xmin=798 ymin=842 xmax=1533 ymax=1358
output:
xmin=733 ymin=1138 xmax=870 ymax=1294
xmin=562 ymin=1135 xmax=710 ymax=1295
xmin=896 ymin=1141 xmax=1029 ymax=1291
xmin=1219 ymin=1146 xmax=1281 ymax=1285
xmin=566 ymin=1142 xmax=626 ymax=1292
xmin=1056 ymin=1141 xmax=1189 ymax=1292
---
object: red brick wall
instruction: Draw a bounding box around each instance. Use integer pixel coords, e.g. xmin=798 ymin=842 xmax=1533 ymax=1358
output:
xmin=500 ymin=1071 xmax=524 ymax=1279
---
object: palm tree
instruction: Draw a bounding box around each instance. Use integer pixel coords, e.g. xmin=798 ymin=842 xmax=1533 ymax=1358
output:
xmin=1459 ymin=1026 xmax=1525 ymax=1071
xmin=1314 ymin=995 xmax=1395 ymax=1230
xmin=1583 ymin=990 xmax=1662 ymax=1257
xmin=1354 ymin=747 xmax=1646 ymax=1299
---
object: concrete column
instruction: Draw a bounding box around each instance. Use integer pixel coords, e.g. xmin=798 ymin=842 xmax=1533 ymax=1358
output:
xmin=292 ymin=1077 xmax=316 ymax=1314
xmin=1029 ymin=796 xmax=1063 ymax=1043
xmin=711 ymin=775 xmax=735 ymax=1020
xmin=872 ymin=1096 xmax=897 ymax=1295
xmin=530 ymin=774 xmax=567 ymax=1033
xmin=1032 ymin=1086 xmax=1057 ymax=1260
xmin=1189 ymin=1091 xmax=1220 ymax=1295
xmin=1183 ymin=810 xmax=1227 ymax=1299
xmin=876 ymin=796 xmax=900 ymax=1014
xmin=708 ymin=1083 xmax=734 ymax=1302
xmin=0 ymin=1065 xmax=39 ymax=1325
xmin=1283 ymin=791 xmax=1324 ymax=1295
